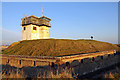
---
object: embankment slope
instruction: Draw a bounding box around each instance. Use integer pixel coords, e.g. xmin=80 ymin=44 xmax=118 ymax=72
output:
xmin=2 ymin=39 xmax=119 ymax=56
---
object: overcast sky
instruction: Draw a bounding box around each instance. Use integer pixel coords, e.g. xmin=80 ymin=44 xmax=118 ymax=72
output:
xmin=1 ymin=2 xmax=118 ymax=45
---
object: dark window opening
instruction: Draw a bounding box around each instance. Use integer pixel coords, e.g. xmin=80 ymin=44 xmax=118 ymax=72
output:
xmin=114 ymin=53 xmax=116 ymax=56
xmin=33 ymin=27 xmax=37 ymax=30
xmin=92 ymin=57 xmax=95 ymax=61
xmin=33 ymin=61 xmax=36 ymax=66
xmin=81 ymin=59 xmax=83 ymax=63
xmin=7 ymin=59 xmax=9 ymax=63
xmin=101 ymin=56 xmax=103 ymax=59
xmin=108 ymin=54 xmax=110 ymax=57
xmin=24 ymin=27 xmax=26 ymax=30
xmin=27 ymin=21 xmax=29 ymax=23
xmin=66 ymin=62 xmax=70 ymax=66
xmin=51 ymin=62 xmax=54 ymax=67
xmin=19 ymin=60 xmax=21 ymax=65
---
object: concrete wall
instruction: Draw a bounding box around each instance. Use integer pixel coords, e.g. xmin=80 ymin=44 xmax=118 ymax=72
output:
xmin=31 ymin=25 xmax=40 ymax=39
xmin=1 ymin=50 xmax=119 ymax=77
xmin=22 ymin=25 xmax=32 ymax=40
xmin=39 ymin=26 xmax=49 ymax=39
xmin=22 ymin=24 xmax=49 ymax=40
xmin=1 ymin=57 xmax=51 ymax=68
xmin=62 ymin=53 xmax=120 ymax=76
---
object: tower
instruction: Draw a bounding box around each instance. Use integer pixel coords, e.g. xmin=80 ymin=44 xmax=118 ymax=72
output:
xmin=21 ymin=15 xmax=51 ymax=40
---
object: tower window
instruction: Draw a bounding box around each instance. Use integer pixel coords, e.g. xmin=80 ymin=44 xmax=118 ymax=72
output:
xmin=33 ymin=27 xmax=37 ymax=30
xmin=24 ymin=27 xmax=26 ymax=30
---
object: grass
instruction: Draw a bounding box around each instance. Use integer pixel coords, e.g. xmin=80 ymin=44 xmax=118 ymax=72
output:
xmin=2 ymin=65 xmax=120 ymax=79
xmin=2 ymin=67 xmax=73 ymax=78
xmin=2 ymin=68 xmax=27 ymax=78
xmin=2 ymin=39 xmax=119 ymax=56
xmin=104 ymin=67 xmax=120 ymax=79
xmin=37 ymin=68 xmax=73 ymax=78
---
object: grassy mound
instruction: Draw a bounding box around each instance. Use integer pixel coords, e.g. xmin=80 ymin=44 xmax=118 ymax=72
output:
xmin=2 ymin=39 xmax=119 ymax=56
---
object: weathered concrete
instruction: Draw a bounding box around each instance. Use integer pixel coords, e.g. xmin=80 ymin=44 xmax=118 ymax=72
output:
xmin=1 ymin=50 xmax=120 ymax=78
xmin=22 ymin=15 xmax=51 ymax=40
xmin=0 ymin=50 xmax=117 ymax=68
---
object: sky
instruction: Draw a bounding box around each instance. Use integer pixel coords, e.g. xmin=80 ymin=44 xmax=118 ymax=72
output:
xmin=1 ymin=0 xmax=120 ymax=2
xmin=1 ymin=2 xmax=118 ymax=45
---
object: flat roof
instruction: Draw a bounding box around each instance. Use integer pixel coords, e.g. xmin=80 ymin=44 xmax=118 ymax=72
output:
xmin=21 ymin=15 xmax=51 ymax=21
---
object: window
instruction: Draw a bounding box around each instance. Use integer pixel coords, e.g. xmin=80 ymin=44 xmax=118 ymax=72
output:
xmin=101 ymin=56 xmax=103 ymax=59
xmin=24 ymin=27 xmax=26 ymax=30
xmin=81 ymin=59 xmax=83 ymax=63
xmin=7 ymin=59 xmax=9 ymax=63
xmin=92 ymin=57 xmax=95 ymax=61
xmin=33 ymin=27 xmax=37 ymax=30
xmin=108 ymin=54 xmax=110 ymax=57
xmin=19 ymin=60 xmax=21 ymax=65
xmin=27 ymin=21 xmax=29 ymax=23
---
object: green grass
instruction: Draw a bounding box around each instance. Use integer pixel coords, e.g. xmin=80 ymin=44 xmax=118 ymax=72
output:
xmin=2 ymin=39 xmax=119 ymax=56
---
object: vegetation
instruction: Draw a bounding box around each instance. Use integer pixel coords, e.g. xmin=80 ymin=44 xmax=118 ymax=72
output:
xmin=104 ymin=66 xmax=120 ymax=79
xmin=2 ymin=68 xmax=26 ymax=78
xmin=2 ymin=39 xmax=119 ymax=56
xmin=2 ymin=67 xmax=73 ymax=78
xmin=2 ymin=64 xmax=120 ymax=79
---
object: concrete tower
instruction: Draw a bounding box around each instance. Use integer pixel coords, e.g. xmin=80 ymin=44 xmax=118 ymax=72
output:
xmin=21 ymin=15 xmax=51 ymax=40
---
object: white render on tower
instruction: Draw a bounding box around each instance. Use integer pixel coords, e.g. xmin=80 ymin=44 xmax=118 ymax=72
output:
xmin=21 ymin=15 xmax=51 ymax=40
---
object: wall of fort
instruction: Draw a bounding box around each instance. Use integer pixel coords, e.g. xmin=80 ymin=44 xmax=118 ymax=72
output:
xmin=1 ymin=50 xmax=120 ymax=77
xmin=68 ymin=53 xmax=119 ymax=76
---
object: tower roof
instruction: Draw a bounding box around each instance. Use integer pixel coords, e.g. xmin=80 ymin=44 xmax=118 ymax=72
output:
xmin=39 ymin=16 xmax=51 ymax=21
xmin=21 ymin=15 xmax=51 ymax=21
xmin=21 ymin=15 xmax=39 ymax=20
xmin=21 ymin=15 xmax=51 ymax=27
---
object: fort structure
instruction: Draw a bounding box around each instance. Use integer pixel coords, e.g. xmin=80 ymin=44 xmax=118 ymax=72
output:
xmin=21 ymin=14 xmax=51 ymax=40
xmin=1 ymin=50 xmax=120 ymax=77
xmin=2 ymin=7 xmax=120 ymax=78
xmin=1 ymin=50 xmax=118 ymax=67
